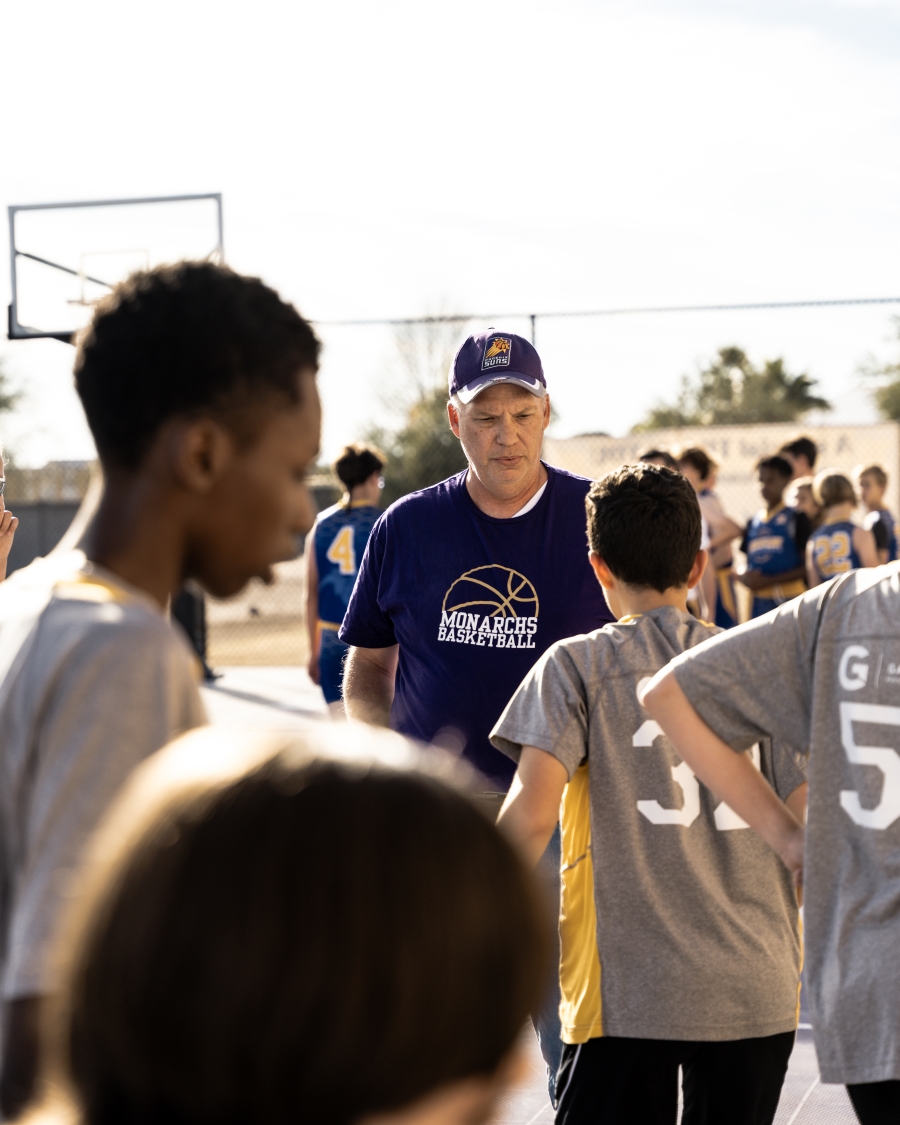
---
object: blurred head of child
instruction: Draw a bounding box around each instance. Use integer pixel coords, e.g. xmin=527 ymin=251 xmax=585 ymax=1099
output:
xmin=756 ymin=455 xmax=793 ymax=511
xmin=813 ymin=470 xmax=857 ymax=521
xmin=857 ymin=464 xmax=888 ymax=514
xmin=36 ymin=727 xmax=549 ymax=1125
xmin=675 ymin=447 xmax=716 ymax=494
xmin=788 ymin=476 xmax=821 ymax=526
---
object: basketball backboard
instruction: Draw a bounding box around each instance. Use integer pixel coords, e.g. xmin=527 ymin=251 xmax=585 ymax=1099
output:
xmin=7 ymin=193 xmax=223 ymax=342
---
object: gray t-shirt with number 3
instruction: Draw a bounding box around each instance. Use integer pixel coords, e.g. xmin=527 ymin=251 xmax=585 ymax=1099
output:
xmin=668 ymin=563 xmax=900 ymax=1085
xmin=491 ymin=606 xmax=805 ymax=1045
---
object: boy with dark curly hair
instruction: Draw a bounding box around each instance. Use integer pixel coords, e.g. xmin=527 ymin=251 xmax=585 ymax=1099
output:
xmin=0 ymin=262 xmax=321 ymax=1116
xmin=493 ymin=463 xmax=807 ymax=1125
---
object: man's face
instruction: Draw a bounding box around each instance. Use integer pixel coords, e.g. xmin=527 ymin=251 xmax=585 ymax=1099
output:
xmin=188 ymin=369 xmax=322 ymax=597
xmin=448 ymin=383 xmax=550 ymax=500
xmin=759 ymin=467 xmax=788 ymax=509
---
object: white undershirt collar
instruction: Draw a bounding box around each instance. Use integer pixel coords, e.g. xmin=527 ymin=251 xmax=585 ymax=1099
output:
xmin=510 ymin=480 xmax=548 ymax=518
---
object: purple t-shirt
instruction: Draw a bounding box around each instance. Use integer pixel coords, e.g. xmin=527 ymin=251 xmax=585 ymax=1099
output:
xmin=339 ymin=465 xmax=613 ymax=788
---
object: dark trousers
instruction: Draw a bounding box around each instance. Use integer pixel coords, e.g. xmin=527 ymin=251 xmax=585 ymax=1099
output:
xmin=847 ymin=1080 xmax=900 ymax=1125
xmin=555 ymin=1031 xmax=795 ymax=1125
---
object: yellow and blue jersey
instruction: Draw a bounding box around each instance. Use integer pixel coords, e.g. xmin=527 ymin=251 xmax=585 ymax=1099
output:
xmin=742 ymin=504 xmax=810 ymax=617
xmin=810 ymin=520 xmax=861 ymax=582
xmin=314 ymin=502 xmax=381 ymax=630
xmin=314 ymin=503 xmax=380 ymax=703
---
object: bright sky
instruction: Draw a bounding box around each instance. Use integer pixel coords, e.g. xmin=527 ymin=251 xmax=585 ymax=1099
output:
xmin=2 ymin=0 xmax=900 ymax=465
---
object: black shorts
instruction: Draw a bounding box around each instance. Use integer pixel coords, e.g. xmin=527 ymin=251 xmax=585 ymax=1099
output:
xmin=555 ymin=1031 xmax=795 ymax=1125
xmin=847 ymin=1080 xmax=900 ymax=1125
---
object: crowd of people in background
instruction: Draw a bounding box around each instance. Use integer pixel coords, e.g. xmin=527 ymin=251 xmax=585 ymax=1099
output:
xmin=636 ymin=437 xmax=897 ymax=629
xmin=1 ymin=269 xmax=900 ymax=1125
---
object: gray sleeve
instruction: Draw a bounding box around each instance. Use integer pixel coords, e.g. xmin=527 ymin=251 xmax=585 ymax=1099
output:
xmin=4 ymin=618 xmax=206 ymax=998
xmin=769 ymin=739 xmax=808 ymax=801
xmin=669 ymin=588 xmax=824 ymax=757
xmin=490 ymin=640 xmax=593 ymax=779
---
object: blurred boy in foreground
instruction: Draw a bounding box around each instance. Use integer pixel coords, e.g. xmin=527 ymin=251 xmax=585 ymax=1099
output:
xmin=30 ymin=725 xmax=548 ymax=1125
xmin=493 ymin=464 xmax=805 ymax=1125
xmin=0 ymin=262 xmax=321 ymax=1116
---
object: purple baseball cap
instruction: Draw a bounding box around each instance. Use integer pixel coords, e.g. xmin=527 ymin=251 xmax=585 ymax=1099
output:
xmin=448 ymin=330 xmax=546 ymax=404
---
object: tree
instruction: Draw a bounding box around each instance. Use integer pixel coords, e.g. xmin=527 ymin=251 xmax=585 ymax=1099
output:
xmin=865 ymin=317 xmax=900 ymax=422
xmin=0 ymin=359 xmax=19 ymax=417
xmin=0 ymin=358 xmax=20 ymax=461
xmin=633 ymin=346 xmax=830 ymax=431
xmin=366 ymin=318 xmax=470 ymax=506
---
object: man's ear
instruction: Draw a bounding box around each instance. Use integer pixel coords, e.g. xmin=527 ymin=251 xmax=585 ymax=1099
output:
xmin=589 ymin=551 xmax=616 ymax=590
xmin=169 ymin=418 xmax=235 ymax=493
xmin=447 ymin=399 xmax=461 ymax=438
xmin=541 ymin=394 xmax=551 ymax=430
xmin=686 ymin=549 xmax=709 ymax=590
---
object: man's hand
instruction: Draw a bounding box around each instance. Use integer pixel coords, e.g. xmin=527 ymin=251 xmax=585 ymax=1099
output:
xmin=735 ymin=568 xmax=769 ymax=591
xmin=343 ymin=645 xmax=399 ymax=726
xmin=0 ymin=509 xmax=18 ymax=580
xmin=307 ymin=652 xmax=320 ymax=685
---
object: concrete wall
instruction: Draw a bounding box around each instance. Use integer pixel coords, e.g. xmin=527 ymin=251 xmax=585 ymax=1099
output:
xmin=5 ymin=502 xmax=81 ymax=575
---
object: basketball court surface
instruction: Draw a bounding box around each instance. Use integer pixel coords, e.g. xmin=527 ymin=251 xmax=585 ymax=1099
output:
xmin=203 ymin=667 xmax=858 ymax=1125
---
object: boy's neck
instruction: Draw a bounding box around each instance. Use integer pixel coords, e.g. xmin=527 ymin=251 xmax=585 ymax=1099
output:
xmin=612 ymin=584 xmax=690 ymax=621
xmin=79 ymin=477 xmax=186 ymax=610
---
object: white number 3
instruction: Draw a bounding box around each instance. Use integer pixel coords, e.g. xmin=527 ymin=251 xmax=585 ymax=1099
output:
xmin=633 ymin=678 xmax=758 ymax=831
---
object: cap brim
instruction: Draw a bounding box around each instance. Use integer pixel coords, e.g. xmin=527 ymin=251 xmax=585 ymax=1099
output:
xmin=456 ymin=373 xmax=546 ymax=404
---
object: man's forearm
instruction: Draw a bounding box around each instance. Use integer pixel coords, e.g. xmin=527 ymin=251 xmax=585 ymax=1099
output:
xmin=342 ymin=646 xmax=397 ymax=726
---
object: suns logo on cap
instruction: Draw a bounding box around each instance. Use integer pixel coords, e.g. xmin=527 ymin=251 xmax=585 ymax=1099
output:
xmin=482 ymin=336 xmax=512 ymax=371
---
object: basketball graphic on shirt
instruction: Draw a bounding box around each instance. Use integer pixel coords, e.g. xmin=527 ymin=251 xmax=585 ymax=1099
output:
xmin=443 ymin=565 xmax=539 ymax=619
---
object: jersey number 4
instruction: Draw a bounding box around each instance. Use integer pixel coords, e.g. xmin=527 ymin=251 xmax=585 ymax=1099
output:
xmin=326 ymin=525 xmax=357 ymax=575
xmin=633 ymin=678 xmax=758 ymax=830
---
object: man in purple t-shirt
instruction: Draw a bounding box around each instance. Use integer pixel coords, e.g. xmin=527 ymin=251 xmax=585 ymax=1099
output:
xmin=340 ymin=329 xmax=611 ymax=1092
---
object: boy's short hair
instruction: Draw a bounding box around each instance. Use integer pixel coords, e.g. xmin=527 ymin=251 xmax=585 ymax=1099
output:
xmin=51 ymin=731 xmax=548 ymax=1125
xmin=859 ymin=464 xmax=888 ymax=489
xmin=814 ymin=469 xmax=857 ymax=509
xmin=333 ymin=443 xmax=385 ymax=491
xmin=779 ymin=436 xmax=818 ymax=468
xmin=676 ymin=446 xmax=717 ymax=481
xmin=586 ymin=464 xmax=701 ymax=592
xmin=638 ymin=448 xmax=677 ymax=470
xmin=75 ymin=262 xmax=321 ymax=471
xmin=757 ymin=454 xmax=794 ymax=480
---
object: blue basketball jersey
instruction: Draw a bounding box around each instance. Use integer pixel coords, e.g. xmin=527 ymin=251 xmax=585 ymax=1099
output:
xmin=314 ymin=503 xmax=381 ymax=627
xmin=864 ymin=508 xmax=898 ymax=563
xmin=810 ymin=520 xmax=861 ymax=582
xmin=743 ymin=505 xmax=804 ymax=576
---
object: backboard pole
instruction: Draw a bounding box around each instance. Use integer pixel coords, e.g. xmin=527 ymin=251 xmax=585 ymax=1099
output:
xmin=7 ymin=206 xmax=18 ymax=340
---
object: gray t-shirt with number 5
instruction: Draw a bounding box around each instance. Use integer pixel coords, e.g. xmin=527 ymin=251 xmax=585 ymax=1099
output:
xmin=491 ymin=606 xmax=805 ymax=1045
xmin=668 ymin=563 xmax=900 ymax=1085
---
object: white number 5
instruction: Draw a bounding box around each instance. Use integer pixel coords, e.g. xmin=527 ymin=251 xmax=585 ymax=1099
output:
xmin=839 ymin=702 xmax=900 ymax=830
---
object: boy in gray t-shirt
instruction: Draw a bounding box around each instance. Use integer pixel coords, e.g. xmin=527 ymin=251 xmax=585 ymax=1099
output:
xmin=493 ymin=464 xmax=806 ymax=1125
xmin=643 ymin=564 xmax=900 ymax=1125
xmin=0 ymin=264 xmax=323 ymax=1118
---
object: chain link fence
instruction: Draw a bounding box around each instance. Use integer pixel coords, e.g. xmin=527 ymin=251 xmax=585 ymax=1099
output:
xmin=7 ymin=321 xmax=900 ymax=667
